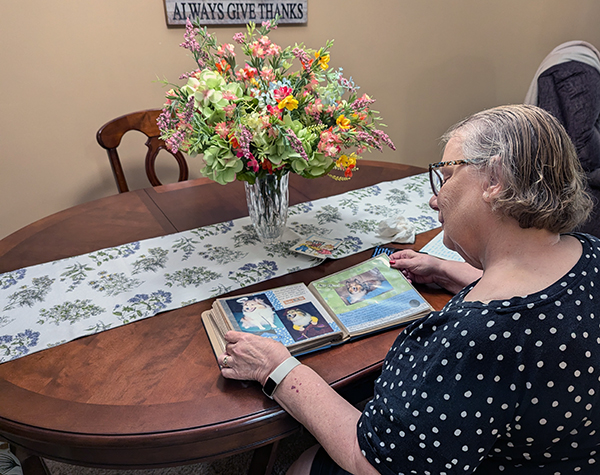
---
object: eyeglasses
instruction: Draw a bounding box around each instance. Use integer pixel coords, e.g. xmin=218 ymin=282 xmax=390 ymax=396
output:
xmin=428 ymin=159 xmax=475 ymax=196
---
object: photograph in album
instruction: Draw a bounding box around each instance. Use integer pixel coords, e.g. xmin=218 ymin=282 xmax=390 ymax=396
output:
xmin=202 ymin=255 xmax=434 ymax=360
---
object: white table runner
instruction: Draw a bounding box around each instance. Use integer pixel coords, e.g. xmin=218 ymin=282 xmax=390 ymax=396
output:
xmin=0 ymin=173 xmax=440 ymax=363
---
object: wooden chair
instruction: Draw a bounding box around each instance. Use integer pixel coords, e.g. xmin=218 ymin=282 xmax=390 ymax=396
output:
xmin=96 ymin=109 xmax=189 ymax=193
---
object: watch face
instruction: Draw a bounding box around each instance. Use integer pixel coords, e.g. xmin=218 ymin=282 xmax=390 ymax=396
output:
xmin=263 ymin=378 xmax=277 ymax=397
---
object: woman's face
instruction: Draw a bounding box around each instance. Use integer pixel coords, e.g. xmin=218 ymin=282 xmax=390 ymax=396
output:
xmin=430 ymin=137 xmax=488 ymax=260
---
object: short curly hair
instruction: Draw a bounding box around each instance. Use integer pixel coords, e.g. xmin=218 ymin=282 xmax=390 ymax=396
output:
xmin=442 ymin=104 xmax=593 ymax=233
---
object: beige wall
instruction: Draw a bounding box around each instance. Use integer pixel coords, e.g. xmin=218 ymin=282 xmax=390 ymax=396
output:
xmin=1 ymin=0 xmax=600 ymax=240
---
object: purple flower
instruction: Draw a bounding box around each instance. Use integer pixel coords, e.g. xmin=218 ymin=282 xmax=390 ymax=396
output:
xmin=338 ymin=75 xmax=357 ymax=94
xmin=233 ymin=32 xmax=245 ymax=44
xmin=292 ymin=47 xmax=311 ymax=66
xmin=239 ymin=262 xmax=257 ymax=272
xmin=286 ymin=129 xmax=308 ymax=161
xmin=20 ymin=329 xmax=39 ymax=347
xmin=179 ymin=18 xmax=201 ymax=52
xmin=165 ymin=129 xmax=186 ymax=154
xmin=237 ymin=126 xmax=254 ymax=162
xmin=354 ymin=131 xmax=379 ymax=149
xmin=154 ymin=290 xmax=173 ymax=305
xmin=181 ymin=95 xmax=195 ymax=124
xmin=372 ymin=129 xmax=396 ymax=151
xmin=157 ymin=108 xmax=174 ymax=132
xmin=350 ymin=96 xmax=375 ymax=111
xmin=0 ymin=335 xmax=13 ymax=344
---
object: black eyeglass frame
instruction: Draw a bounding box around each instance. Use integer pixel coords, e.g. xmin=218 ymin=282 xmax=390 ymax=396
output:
xmin=428 ymin=159 xmax=476 ymax=196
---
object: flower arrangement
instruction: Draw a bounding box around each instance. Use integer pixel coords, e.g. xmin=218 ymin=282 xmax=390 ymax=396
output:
xmin=158 ymin=17 xmax=395 ymax=185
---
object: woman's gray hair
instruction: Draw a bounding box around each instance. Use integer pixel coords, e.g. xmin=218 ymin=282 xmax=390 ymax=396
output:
xmin=442 ymin=104 xmax=592 ymax=233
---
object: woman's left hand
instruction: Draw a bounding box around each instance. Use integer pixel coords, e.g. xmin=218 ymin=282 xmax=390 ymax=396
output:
xmin=218 ymin=331 xmax=291 ymax=385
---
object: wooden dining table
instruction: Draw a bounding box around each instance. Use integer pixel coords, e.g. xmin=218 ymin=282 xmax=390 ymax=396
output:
xmin=0 ymin=161 xmax=452 ymax=475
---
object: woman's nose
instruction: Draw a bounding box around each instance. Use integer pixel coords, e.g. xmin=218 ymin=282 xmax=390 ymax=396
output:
xmin=429 ymin=195 xmax=439 ymax=211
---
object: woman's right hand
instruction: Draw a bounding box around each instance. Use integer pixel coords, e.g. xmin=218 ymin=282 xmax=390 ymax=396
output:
xmin=389 ymin=249 xmax=442 ymax=285
xmin=390 ymin=249 xmax=482 ymax=294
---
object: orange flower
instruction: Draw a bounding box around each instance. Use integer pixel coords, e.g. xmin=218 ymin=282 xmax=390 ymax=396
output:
xmin=229 ymin=134 xmax=240 ymax=149
xmin=215 ymin=59 xmax=231 ymax=74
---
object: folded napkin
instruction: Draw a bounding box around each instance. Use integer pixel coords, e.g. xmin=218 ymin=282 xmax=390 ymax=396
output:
xmin=377 ymin=216 xmax=416 ymax=244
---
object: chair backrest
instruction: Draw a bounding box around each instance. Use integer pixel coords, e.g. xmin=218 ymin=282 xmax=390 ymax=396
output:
xmin=96 ymin=109 xmax=189 ymax=193
xmin=524 ymin=41 xmax=600 ymax=238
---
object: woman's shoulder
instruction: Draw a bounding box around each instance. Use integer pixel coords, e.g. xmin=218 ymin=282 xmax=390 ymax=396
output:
xmin=569 ymin=231 xmax=600 ymax=249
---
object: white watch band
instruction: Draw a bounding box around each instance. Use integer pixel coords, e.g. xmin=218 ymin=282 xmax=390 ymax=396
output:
xmin=262 ymin=356 xmax=301 ymax=399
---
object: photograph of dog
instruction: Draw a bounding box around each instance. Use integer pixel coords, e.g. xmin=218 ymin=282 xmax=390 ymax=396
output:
xmin=229 ymin=295 xmax=278 ymax=333
xmin=280 ymin=303 xmax=334 ymax=341
xmin=335 ymin=268 xmax=393 ymax=305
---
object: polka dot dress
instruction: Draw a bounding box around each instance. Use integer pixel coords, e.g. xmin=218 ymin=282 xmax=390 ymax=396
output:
xmin=357 ymin=233 xmax=600 ymax=474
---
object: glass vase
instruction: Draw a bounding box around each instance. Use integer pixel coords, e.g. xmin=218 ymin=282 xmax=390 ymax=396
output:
xmin=244 ymin=172 xmax=290 ymax=244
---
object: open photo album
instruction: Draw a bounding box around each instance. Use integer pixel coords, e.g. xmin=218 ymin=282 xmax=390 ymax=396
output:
xmin=202 ymin=254 xmax=434 ymax=358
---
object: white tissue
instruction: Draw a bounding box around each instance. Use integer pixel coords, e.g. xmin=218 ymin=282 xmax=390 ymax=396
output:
xmin=377 ymin=216 xmax=416 ymax=244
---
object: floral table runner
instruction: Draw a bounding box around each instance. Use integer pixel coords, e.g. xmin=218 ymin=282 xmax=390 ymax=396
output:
xmin=0 ymin=173 xmax=439 ymax=363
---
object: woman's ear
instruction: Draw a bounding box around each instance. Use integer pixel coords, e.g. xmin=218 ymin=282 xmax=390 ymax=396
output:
xmin=482 ymin=181 xmax=502 ymax=202
xmin=482 ymin=156 xmax=503 ymax=203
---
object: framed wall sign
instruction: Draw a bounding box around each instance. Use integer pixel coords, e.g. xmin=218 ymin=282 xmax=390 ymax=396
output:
xmin=163 ymin=1 xmax=308 ymax=27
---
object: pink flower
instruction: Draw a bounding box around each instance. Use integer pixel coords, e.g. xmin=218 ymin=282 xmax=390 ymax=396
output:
xmin=317 ymin=128 xmax=342 ymax=157
xmin=247 ymin=155 xmax=260 ymax=173
xmin=248 ymin=36 xmax=281 ymax=58
xmin=273 ymin=85 xmax=293 ymax=102
xmin=320 ymin=143 xmax=341 ymax=157
xmin=222 ymin=90 xmax=238 ymax=101
xmin=260 ymin=68 xmax=276 ymax=83
xmin=214 ymin=122 xmax=230 ymax=139
xmin=319 ymin=128 xmax=341 ymax=144
xmin=236 ymin=64 xmax=258 ymax=81
xmin=223 ymin=104 xmax=236 ymax=117
xmin=305 ymin=99 xmax=324 ymax=116
xmin=261 ymin=20 xmax=277 ymax=30
xmin=305 ymin=75 xmax=319 ymax=93
xmin=250 ymin=41 xmax=266 ymax=58
xmin=266 ymin=43 xmax=282 ymax=55
xmin=233 ymin=32 xmax=245 ymax=44
xmin=216 ymin=43 xmax=236 ymax=58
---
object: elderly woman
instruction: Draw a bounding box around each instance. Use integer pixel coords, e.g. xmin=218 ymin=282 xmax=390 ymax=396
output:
xmin=218 ymin=105 xmax=600 ymax=474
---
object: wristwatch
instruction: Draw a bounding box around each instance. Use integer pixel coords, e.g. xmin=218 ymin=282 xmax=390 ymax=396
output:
xmin=262 ymin=356 xmax=301 ymax=399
